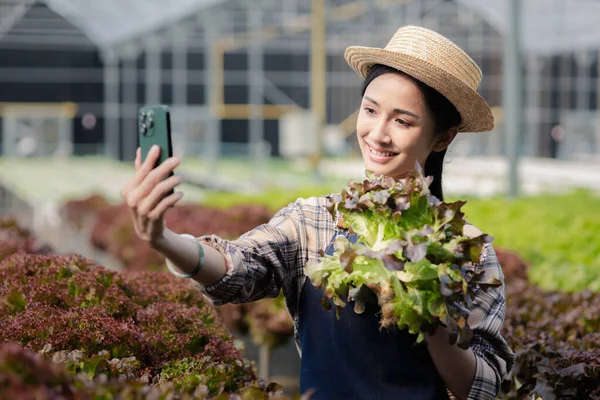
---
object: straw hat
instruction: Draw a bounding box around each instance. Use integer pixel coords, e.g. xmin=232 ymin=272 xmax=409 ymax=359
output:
xmin=344 ymin=25 xmax=494 ymax=133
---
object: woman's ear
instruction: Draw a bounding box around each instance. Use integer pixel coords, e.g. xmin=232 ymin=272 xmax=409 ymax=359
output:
xmin=432 ymin=127 xmax=458 ymax=152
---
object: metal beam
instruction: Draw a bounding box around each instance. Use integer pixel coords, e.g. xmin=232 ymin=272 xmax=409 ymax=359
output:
xmin=311 ymin=0 xmax=326 ymax=172
xmin=0 ymin=101 xmax=293 ymax=121
xmin=262 ymin=77 xmax=302 ymax=107
xmin=503 ymin=0 xmax=522 ymax=197
xmin=248 ymin=8 xmax=265 ymax=181
xmin=216 ymin=0 xmax=373 ymax=54
xmin=0 ymin=66 xmax=359 ymax=85
xmin=0 ymin=33 xmax=96 ymax=47
xmin=218 ymin=104 xmax=297 ymax=119
xmin=206 ymin=0 xmax=406 ymax=131
xmin=328 ymin=1 xmax=368 ymax=22
xmin=7 ymin=27 xmax=86 ymax=36
xmin=525 ymin=56 xmax=544 ymax=157
xmin=575 ymin=51 xmax=592 ymax=111
xmin=102 ymin=49 xmax=120 ymax=159
xmin=204 ymin=12 xmax=221 ymax=170
xmin=172 ymin=26 xmax=189 ymax=155
xmin=144 ymin=37 xmax=162 ymax=105
xmin=6 ymin=23 xmax=506 ymax=53
xmin=597 ymin=52 xmax=600 ymax=157
xmin=122 ymin=55 xmax=138 ymax=162
xmin=0 ymin=0 xmax=35 ymax=40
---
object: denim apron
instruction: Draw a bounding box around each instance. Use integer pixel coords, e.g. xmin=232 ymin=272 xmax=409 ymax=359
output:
xmin=298 ymin=231 xmax=449 ymax=400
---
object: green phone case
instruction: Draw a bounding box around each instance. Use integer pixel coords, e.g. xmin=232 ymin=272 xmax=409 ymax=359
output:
xmin=138 ymin=105 xmax=174 ymax=194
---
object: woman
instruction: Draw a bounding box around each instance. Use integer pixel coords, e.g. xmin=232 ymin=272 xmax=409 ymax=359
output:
xmin=121 ymin=26 xmax=514 ymax=400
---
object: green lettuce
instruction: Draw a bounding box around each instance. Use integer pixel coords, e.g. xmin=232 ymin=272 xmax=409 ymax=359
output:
xmin=305 ymin=163 xmax=501 ymax=348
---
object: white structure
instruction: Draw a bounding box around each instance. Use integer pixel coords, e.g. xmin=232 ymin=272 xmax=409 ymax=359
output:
xmin=1 ymin=0 xmax=600 ymax=162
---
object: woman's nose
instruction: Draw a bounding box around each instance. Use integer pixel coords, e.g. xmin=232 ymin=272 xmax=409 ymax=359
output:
xmin=369 ymin=120 xmax=392 ymax=144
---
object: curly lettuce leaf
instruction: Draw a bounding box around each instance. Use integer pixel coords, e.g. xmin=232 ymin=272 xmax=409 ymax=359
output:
xmin=310 ymin=162 xmax=500 ymax=348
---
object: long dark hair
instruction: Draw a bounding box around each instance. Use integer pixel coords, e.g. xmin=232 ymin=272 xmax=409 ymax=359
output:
xmin=361 ymin=64 xmax=462 ymax=201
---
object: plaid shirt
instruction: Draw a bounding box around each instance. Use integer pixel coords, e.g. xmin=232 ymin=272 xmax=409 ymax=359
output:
xmin=193 ymin=195 xmax=515 ymax=400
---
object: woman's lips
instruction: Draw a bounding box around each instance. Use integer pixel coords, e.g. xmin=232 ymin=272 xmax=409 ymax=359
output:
xmin=366 ymin=143 xmax=398 ymax=163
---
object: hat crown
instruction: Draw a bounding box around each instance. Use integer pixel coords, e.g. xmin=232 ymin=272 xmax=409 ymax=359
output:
xmin=343 ymin=24 xmax=494 ymax=132
xmin=384 ymin=25 xmax=482 ymax=90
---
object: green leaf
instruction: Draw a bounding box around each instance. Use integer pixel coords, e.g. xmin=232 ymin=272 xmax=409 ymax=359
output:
xmin=305 ymin=257 xmax=341 ymax=288
xmin=5 ymin=290 xmax=27 ymax=314
xmin=343 ymin=213 xmax=380 ymax=247
xmin=305 ymin=165 xmax=494 ymax=348
xmin=396 ymin=259 xmax=438 ymax=283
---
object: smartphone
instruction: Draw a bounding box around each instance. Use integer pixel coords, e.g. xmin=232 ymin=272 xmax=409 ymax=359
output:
xmin=137 ymin=105 xmax=174 ymax=195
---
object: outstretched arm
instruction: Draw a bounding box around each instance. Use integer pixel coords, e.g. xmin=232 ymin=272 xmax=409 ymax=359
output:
xmin=151 ymin=227 xmax=228 ymax=286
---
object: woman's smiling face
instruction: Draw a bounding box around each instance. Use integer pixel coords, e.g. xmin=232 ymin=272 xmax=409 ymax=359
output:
xmin=356 ymin=72 xmax=445 ymax=180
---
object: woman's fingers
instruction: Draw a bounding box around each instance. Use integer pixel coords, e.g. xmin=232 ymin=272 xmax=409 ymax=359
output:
xmin=121 ymin=145 xmax=160 ymax=200
xmin=147 ymin=191 xmax=184 ymax=221
xmin=130 ymin=145 xmax=161 ymax=189
xmin=120 ymin=145 xmax=182 ymax=242
xmin=144 ymin=157 xmax=180 ymax=190
xmin=135 ymin=145 xmax=162 ymax=184
xmin=135 ymin=147 xmax=142 ymax=171
xmin=137 ymin=174 xmax=184 ymax=217
xmin=129 ymin=157 xmax=180 ymax=206
xmin=125 ymin=155 xmax=180 ymax=209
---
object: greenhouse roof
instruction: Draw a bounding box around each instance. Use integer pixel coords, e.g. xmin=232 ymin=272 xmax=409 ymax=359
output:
xmin=3 ymin=0 xmax=600 ymax=56
xmin=42 ymin=0 xmax=227 ymax=48
xmin=457 ymin=0 xmax=600 ymax=56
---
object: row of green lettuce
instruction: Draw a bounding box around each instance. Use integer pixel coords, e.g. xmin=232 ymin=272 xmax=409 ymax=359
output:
xmin=459 ymin=189 xmax=600 ymax=292
xmin=199 ymin=187 xmax=600 ymax=293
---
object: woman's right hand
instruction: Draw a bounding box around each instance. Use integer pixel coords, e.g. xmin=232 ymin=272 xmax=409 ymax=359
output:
xmin=120 ymin=145 xmax=184 ymax=245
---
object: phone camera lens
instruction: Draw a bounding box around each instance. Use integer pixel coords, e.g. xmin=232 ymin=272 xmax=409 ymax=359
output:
xmin=139 ymin=124 xmax=147 ymax=135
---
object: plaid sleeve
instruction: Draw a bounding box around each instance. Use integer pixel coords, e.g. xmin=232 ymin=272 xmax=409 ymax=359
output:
xmin=191 ymin=199 xmax=309 ymax=305
xmin=467 ymin=243 xmax=516 ymax=400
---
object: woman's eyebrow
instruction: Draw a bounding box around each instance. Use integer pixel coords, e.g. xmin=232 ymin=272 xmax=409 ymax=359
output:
xmin=363 ymin=95 xmax=421 ymax=119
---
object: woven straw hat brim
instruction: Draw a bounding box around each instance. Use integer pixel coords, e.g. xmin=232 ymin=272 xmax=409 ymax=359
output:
xmin=345 ymin=46 xmax=494 ymax=133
